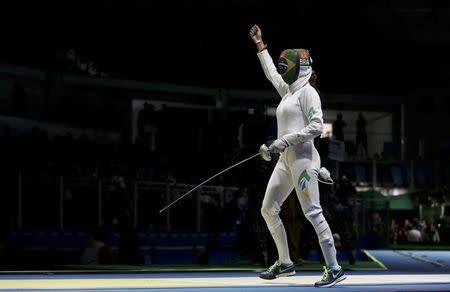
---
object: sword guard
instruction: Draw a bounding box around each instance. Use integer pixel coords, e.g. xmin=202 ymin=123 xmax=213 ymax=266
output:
xmin=259 ymin=144 xmax=272 ymax=161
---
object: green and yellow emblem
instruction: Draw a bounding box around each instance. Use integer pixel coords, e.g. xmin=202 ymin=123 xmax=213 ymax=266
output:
xmin=298 ymin=169 xmax=311 ymax=198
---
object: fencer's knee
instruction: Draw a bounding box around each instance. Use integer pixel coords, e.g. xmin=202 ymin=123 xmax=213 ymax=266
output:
xmin=260 ymin=204 xmax=278 ymax=221
xmin=260 ymin=205 xmax=270 ymax=219
xmin=318 ymin=228 xmax=334 ymax=245
xmin=304 ymin=208 xmax=329 ymax=235
xmin=260 ymin=204 xmax=282 ymax=232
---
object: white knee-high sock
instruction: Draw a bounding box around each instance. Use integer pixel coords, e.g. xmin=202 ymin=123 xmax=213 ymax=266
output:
xmin=270 ymin=223 xmax=293 ymax=265
xmin=318 ymin=228 xmax=340 ymax=271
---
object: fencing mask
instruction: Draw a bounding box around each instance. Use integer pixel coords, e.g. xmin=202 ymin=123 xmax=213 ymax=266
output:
xmin=278 ymin=49 xmax=312 ymax=85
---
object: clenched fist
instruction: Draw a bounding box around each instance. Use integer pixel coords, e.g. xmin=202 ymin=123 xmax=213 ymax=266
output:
xmin=249 ymin=24 xmax=262 ymax=44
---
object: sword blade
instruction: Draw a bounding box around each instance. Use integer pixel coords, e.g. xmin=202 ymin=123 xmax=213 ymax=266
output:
xmin=159 ymin=152 xmax=260 ymax=213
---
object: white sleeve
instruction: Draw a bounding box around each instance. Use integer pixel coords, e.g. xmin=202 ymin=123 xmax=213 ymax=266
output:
xmin=283 ymin=87 xmax=324 ymax=145
xmin=257 ymin=49 xmax=289 ymax=98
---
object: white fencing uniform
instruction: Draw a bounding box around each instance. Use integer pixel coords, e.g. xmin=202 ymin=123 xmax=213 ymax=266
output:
xmin=258 ymin=49 xmax=340 ymax=270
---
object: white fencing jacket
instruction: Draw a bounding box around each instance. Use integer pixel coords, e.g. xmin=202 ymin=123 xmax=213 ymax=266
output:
xmin=257 ymin=49 xmax=324 ymax=146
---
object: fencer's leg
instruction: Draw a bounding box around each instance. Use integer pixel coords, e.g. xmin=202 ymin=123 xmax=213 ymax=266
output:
xmin=292 ymin=167 xmax=340 ymax=271
xmin=261 ymin=160 xmax=294 ymax=265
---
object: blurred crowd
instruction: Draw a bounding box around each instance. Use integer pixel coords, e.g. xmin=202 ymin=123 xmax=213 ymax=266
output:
xmin=1 ymin=98 xmax=449 ymax=269
xmin=0 ymin=101 xmax=271 ymax=185
xmin=0 ymin=125 xmax=119 ymax=178
xmin=54 ymin=48 xmax=109 ymax=78
xmin=390 ymin=218 xmax=446 ymax=245
xmin=133 ymin=102 xmax=273 ymax=186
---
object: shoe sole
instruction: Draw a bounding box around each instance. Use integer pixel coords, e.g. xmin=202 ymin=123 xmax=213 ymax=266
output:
xmin=318 ymin=274 xmax=347 ymax=288
xmin=276 ymin=271 xmax=296 ymax=278
xmin=259 ymin=270 xmax=296 ymax=280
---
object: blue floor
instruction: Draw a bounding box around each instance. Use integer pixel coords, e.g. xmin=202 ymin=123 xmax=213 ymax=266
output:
xmin=1 ymin=271 xmax=450 ymax=291
xmin=2 ymin=251 xmax=450 ymax=291
xmin=366 ymin=250 xmax=450 ymax=273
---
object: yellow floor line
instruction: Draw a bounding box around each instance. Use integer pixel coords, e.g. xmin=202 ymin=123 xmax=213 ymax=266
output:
xmin=362 ymin=249 xmax=388 ymax=270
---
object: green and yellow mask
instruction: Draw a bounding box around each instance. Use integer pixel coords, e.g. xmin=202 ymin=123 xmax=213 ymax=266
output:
xmin=278 ymin=49 xmax=312 ymax=85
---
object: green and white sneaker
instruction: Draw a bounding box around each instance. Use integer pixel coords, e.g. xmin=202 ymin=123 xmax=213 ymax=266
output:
xmin=259 ymin=260 xmax=296 ymax=280
xmin=314 ymin=266 xmax=346 ymax=288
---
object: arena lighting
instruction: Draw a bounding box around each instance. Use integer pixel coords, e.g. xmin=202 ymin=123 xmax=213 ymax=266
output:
xmin=355 ymin=186 xmax=409 ymax=196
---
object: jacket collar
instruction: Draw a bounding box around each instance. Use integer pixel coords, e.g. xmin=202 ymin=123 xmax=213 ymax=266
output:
xmin=289 ymin=69 xmax=312 ymax=93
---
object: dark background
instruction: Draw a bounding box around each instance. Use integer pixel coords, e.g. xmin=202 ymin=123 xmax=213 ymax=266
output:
xmin=1 ymin=0 xmax=448 ymax=95
xmin=0 ymin=0 xmax=449 ymax=268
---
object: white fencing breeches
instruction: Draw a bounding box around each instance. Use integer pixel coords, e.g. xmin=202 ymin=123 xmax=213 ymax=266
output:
xmin=260 ymin=141 xmax=340 ymax=270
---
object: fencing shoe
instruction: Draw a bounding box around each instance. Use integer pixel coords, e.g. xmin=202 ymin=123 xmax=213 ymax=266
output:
xmin=259 ymin=260 xmax=295 ymax=280
xmin=314 ymin=266 xmax=346 ymax=288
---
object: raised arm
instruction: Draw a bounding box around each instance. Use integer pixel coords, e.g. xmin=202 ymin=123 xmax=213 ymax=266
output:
xmin=249 ymin=25 xmax=289 ymax=98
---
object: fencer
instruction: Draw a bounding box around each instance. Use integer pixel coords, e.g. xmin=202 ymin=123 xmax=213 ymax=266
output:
xmin=250 ymin=24 xmax=346 ymax=288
